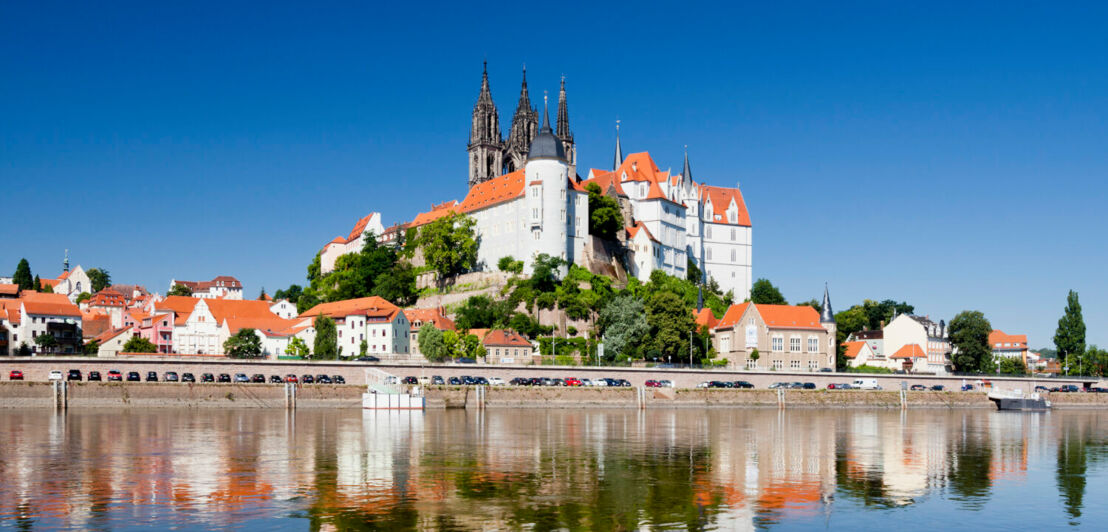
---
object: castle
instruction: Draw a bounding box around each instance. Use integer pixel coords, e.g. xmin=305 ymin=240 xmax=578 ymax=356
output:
xmin=321 ymin=64 xmax=753 ymax=300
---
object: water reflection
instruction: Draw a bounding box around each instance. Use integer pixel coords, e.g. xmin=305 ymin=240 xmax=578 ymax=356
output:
xmin=1 ymin=408 xmax=1107 ymax=529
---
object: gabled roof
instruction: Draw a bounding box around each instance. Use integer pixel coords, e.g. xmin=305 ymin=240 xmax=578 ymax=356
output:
xmin=715 ymin=302 xmax=751 ymax=330
xmin=891 ymin=344 xmax=927 ymax=359
xmin=755 ymin=304 xmax=824 ymax=330
xmin=695 ymin=308 xmax=718 ymax=330
xmin=404 ymin=308 xmax=456 ymax=331
xmin=21 ymin=292 xmax=81 ymax=317
xmin=0 ymin=284 xmax=19 ymax=296
xmin=989 ymin=330 xmax=1027 ymax=348
xmin=843 ymin=341 xmax=867 ymax=359
xmin=346 ymin=213 xmax=379 ymax=242
xmin=298 ymin=296 xmax=401 ymax=321
xmin=204 ymin=299 xmax=281 ymax=324
xmin=458 ymin=169 xmax=526 ymax=213
xmin=410 ymin=200 xmax=458 ymax=227
xmin=700 ymin=185 xmax=751 ymax=227
xmin=224 ymin=316 xmax=303 ymax=336
xmin=39 ymin=278 xmax=60 ymax=289
xmin=88 ymin=290 xmax=127 ymax=307
xmin=483 ymin=329 xmax=531 ymax=347
xmin=626 ymin=221 xmax=659 ymax=243
xmin=94 ymin=327 xmax=132 ymax=345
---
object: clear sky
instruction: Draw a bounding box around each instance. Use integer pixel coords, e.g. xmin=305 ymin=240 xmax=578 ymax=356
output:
xmin=2 ymin=1 xmax=1106 ymax=348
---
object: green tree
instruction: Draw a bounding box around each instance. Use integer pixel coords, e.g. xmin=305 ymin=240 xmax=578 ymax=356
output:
xmin=997 ymin=356 xmax=1027 ymax=376
xmin=372 ymin=261 xmax=417 ymax=306
xmin=83 ymin=339 xmax=100 ymax=355
xmin=418 ymin=323 xmax=447 ymax=362
xmin=39 ymin=279 xmax=53 ymax=293
xmin=12 ymin=259 xmax=34 ymax=291
xmin=122 ymin=336 xmax=157 ymax=353
xmin=34 ymin=333 xmax=58 ymax=354
xmin=585 ymin=182 xmax=625 ymax=241
xmin=75 ymin=292 xmax=92 ymax=305
xmin=287 ymin=337 xmax=310 ymax=358
xmin=87 ymin=268 xmax=111 ymax=292
xmin=359 ymin=339 xmax=368 ymax=358
xmin=796 ymin=299 xmax=822 ymax=313
xmin=16 ymin=343 xmax=32 ymax=356
xmin=749 ymin=278 xmax=786 ymax=305
xmin=529 ymin=253 xmax=565 ymax=293
xmin=646 ymin=292 xmax=695 ymax=362
xmin=749 ymin=348 xmax=760 ymax=366
xmin=1054 ymin=290 xmax=1086 ymax=376
xmin=498 ymin=256 xmax=524 ymax=274
xmin=224 ymin=328 xmax=263 ymax=359
xmin=296 ymin=288 xmax=321 ymax=314
xmin=274 ymin=284 xmax=303 ymax=304
xmin=949 ymin=310 xmax=993 ymax=373
xmin=686 ymin=257 xmax=702 ymax=283
xmin=1080 ymin=345 xmax=1108 ymax=377
xmin=455 ymin=295 xmax=511 ymax=330
xmin=312 ymin=314 xmax=338 ymax=360
xmin=416 ymin=212 xmax=479 ymax=283
xmin=168 ymin=284 xmax=193 ymax=297
xmin=442 ymin=330 xmax=460 ymax=360
xmin=462 ymin=334 xmax=481 ymax=358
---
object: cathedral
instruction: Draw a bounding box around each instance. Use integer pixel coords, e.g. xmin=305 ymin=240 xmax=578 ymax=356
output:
xmin=467 ymin=62 xmax=576 ymax=186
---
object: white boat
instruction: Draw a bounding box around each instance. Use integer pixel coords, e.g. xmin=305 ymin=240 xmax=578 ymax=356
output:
xmin=988 ymin=389 xmax=1051 ymax=411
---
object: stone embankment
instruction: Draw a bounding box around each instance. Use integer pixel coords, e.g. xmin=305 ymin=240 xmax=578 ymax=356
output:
xmin=0 ymin=382 xmax=362 ymax=408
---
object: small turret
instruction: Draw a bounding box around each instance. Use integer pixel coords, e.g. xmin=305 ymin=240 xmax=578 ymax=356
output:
xmin=612 ymin=120 xmax=623 ymax=170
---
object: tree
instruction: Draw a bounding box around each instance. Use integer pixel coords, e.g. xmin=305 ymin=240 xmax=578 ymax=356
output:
xmin=274 ymin=284 xmax=303 ymax=304
xmin=372 ymin=261 xmax=417 ymax=306
xmin=34 ymin=333 xmax=58 ymax=354
xmin=258 ymin=287 xmax=268 ymax=300
xmin=313 ymin=315 xmax=338 ymax=360
xmin=949 ymin=311 xmax=993 ymax=373
xmin=1081 ymin=346 xmax=1108 ymax=377
xmin=498 ymin=256 xmax=523 ymax=274
xmin=418 ymin=323 xmax=447 ymax=362
xmin=224 ymin=328 xmax=263 ymax=359
xmin=287 ymin=337 xmax=310 ymax=358
xmin=416 ymin=212 xmax=479 ymax=282
xmin=87 ymin=268 xmax=111 ymax=293
xmin=997 ymin=356 xmax=1027 ymax=376
xmin=168 ymin=284 xmax=193 ymax=297
xmin=75 ymin=292 xmax=92 ymax=305
xmin=12 ymin=259 xmax=33 ymax=291
xmin=16 ymin=343 xmax=31 ymax=356
xmin=749 ymin=348 xmax=760 ymax=365
xmin=686 ymin=257 xmax=702 ymax=283
xmin=1054 ymin=290 xmax=1086 ymax=376
xmin=646 ymin=291 xmax=695 ymax=362
xmin=530 ymin=254 xmax=565 ymax=293
xmin=796 ymin=299 xmax=822 ymax=313
xmin=122 ymin=336 xmax=157 ymax=353
xmin=359 ymin=339 xmax=368 ymax=358
xmin=83 ymin=339 xmax=100 ymax=355
xmin=455 ymin=295 xmax=511 ymax=330
xmin=442 ymin=330 xmax=461 ymax=360
xmin=585 ymin=182 xmax=624 ymax=241
xmin=39 ymin=279 xmax=53 ymax=293
xmin=749 ymin=278 xmax=786 ymax=305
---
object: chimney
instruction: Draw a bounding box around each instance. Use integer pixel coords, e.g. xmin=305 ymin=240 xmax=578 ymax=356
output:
xmin=879 ymin=320 xmax=885 ymax=329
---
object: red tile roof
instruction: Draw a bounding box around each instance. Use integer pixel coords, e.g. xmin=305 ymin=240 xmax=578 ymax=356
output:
xmin=701 ymin=185 xmax=751 ymax=227
xmin=714 ymin=303 xmax=751 ymax=330
xmin=843 ymin=341 xmax=866 ymax=359
xmin=173 ymin=276 xmax=241 ymax=292
xmin=0 ymin=284 xmax=19 ymax=296
xmin=21 ymin=292 xmax=82 ymax=317
xmin=755 ymin=304 xmax=824 ymax=330
xmin=410 ymin=170 xmax=586 ymax=229
xmin=410 ymin=200 xmax=459 ymax=227
xmin=989 ymin=330 xmax=1027 ymax=348
xmin=39 ymin=278 xmax=60 ymax=289
xmin=403 ymin=307 xmax=456 ymax=331
xmin=94 ymin=327 xmax=132 ymax=345
xmin=891 ymin=344 xmax=926 ymax=359
xmin=694 ymin=308 xmax=718 ymax=330
xmin=482 ymin=329 xmax=531 ymax=347
xmin=88 ymin=290 xmax=127 ymax=308
xmin=298 ymin=296 xmax=401 ymax=321
xmin=625 ymin=221 xmax=659 ymax=243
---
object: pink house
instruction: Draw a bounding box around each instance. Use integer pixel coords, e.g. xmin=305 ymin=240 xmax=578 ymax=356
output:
xmin=135 ymin=313 xmax=174 ymax=353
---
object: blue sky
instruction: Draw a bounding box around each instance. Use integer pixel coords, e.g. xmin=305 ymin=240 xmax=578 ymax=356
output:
xmin=2 ymin=1 xmax=1105 ymax=348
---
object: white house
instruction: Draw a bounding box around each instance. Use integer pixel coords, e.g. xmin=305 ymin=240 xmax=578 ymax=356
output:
xmin=882 ymin=314 xmax=952 ymax=374
xmin=843 ymin=340 xmax=895 ymax=370
xmin=0 ymin=292 xmax=83 ymax=355
xmin=269 ymin=300 xmax=298 ymax=319
xmin=319 ymin=212 xmax=386 ymax=275
xmin=298 ymin=296 xmax=411 ymax=358
xmin=94 ymin=328 xmax=132 ymax=358
xmin=169 ymin=276 xmax=244 ymax=300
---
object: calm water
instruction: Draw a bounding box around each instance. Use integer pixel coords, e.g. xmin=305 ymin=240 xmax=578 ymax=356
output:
xmin=1 ymin=407 xmax=1106 ymax=530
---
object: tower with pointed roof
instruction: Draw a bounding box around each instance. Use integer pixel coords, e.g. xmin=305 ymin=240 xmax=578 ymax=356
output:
xmin=504 ymin=67 xmax=539 ymax=174
xmin=821 ymin=284 xmax=837 ymax=362
xmin=468 ymin=61 xmax=504 ymax=187
xmin=612 ymin=121 xmax=623 ymax=170
xmin=556 ymin=76 xmax=576 ymax=177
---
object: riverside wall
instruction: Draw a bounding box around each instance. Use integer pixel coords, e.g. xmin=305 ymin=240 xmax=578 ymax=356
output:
xmin=0 ymin=382 xmax=362 ymax=408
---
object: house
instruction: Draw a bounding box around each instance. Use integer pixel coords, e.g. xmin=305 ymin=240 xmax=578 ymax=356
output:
xmin=989 ymin=330 xmax=1029 ymax=365
xmin=320 ymin=213 xmax=386 ymax=275
xmin=694 ymin=308 xmax=718 ymax=331
xmin=482 ymin=329 xmax=533 ymax=364
xmin=52 ymin=265 xmax=92 ymax=303
xmin=94 ymin=328 xmax=133 ymax=357
xmin=883 ymin=314 xmax=952 ymax=374
xmin=843 ymin=340 xmax=889 ymax=369
xmin=151 ymin=296 xmax=292 ymax=355
xmin=0 ymin=292 xmax=83 ymax=355
xmin=0 ymin=284 xmax=20 ymax=299
xmin=404 ymin=307 xmax=456 ymax=358
xmin=219 ymin=315 xmax=313 ymax=360
xmin=889 ymin=344 xmax=929 ymax=372
xmin=86 ymin=290 xmax=128 ymax=328
xmin=135 ymin=313 xmax=175 ymax=353
xmin=269 ymin=299 xmax=297 ymax=319
xmin=298 ymin=296 xmax=411 ymax=358
xmin=169 ymin=276 xmax=244 ymax=300
xmin=710 ymin=290 xmax=837 ymax=371
xmin=80 ymin=309 xmax=112 ymax=341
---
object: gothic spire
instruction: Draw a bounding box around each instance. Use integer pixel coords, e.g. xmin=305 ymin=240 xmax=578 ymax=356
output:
xmin=613 ymin=120 xmax=623 ymax=170
xmin=515 ymin=66 xmax=532 ymax=111
xmin=542 ymin=90 xmax=552 ymax=132
xmin=682 ymin=145 xmax=693 ymax=182
xmin=478 ymin=60 xmax=493 ymax=105
xmin=820 ymin=283 xmax=836 ymax=323
xmin=556 ymin=76 xmax=571 ymax=140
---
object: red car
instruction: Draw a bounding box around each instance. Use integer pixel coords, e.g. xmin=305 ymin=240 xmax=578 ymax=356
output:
xmin=285 ymin=374 xmax=298 ymax=383
xmin=8 ymin=370 xmax=23 ymax=381
xmin=107 ymin=370 xmax=123 ymax=382
xmin=564 ymin=378 xmax=582 ymax=387
xmin=644 ymin=380 xmax=661 ymax=388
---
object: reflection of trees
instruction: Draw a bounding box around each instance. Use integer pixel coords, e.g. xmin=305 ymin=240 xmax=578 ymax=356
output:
xmin=1055 ymin=415 xmax=1108 ymax=524
xmin=833 ymin=432 xmax=895 ymax=509
xmin=946 ymin=417 xmax=993 ymax=509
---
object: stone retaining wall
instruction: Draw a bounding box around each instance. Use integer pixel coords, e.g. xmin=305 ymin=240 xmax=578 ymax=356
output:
xmin=0 ymin=382 xmax=363 ymax=408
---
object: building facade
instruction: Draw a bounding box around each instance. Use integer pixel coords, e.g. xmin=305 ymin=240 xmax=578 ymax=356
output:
xmin=169 ymin=276 xmax=244 ymax=300
xmin=319 ymin=213 xmax=386 ymax=275
xmin=710 ymin=299 xmax=836 ymax=371
xmin=298 ymin=296 xmax=411 ymax=357
xmin=989 ymin=330 xmax=1029 ymax=365
xmin=882 ymin=314 xmax=952 ymax=374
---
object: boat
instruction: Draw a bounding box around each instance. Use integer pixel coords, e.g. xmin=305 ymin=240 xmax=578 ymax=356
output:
xmin=988 ymin=389 xmax=1051 ymax=411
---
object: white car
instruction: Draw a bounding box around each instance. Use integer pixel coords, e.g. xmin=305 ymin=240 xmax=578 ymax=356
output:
xmin=697 ymin=381 xmax=710 ymax=388
xmin=488 ymin=377 xmax=506 ymax=386
xmin=592 ymin=378 xmax=608 ymax=387
xmin=580 ymin=378 xmax=593 ymax=386
xmin=48 ymin=370 xmax=63 ymax=381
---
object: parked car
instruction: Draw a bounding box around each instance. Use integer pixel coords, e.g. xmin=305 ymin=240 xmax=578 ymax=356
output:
xmin=251 ymin=374 xmax=266 ymax=383
xmin=107 ymin=370 xmax=122 ymax=382
xmin=67 ymin=369 xmax=82 ymax=381
xmin=645 ymin=380 xmax=661 ymax=388
xmin=852 ymin=378 xmax=882 ymax=390
xmin=1059 ymin=385 xmax=1080 ymax=393
xmin=801 ymin=382 xmax=816 ymax=390
xmin=448 ymin=377 xmax=462 ymax=385
xmin=910 ymin=384 xmax=927 ymax=391
xmin=697 ymin=381 xmax=710 ymax=388
xmin=1034 ymin=385 xmax=1050 ymax=393
xmin=201 ymin=373 xmax=215 ymax=383
xmin=165 ymin=372 xmax=179 ymax=382
xmin=87 ymin=371 xmax=101 ymax=381
xmin=285 ymin=374 xmax=298 ymax=383
xmin=270 ymin=375 xmax=283 ymax=383
xmin=768 ymin=382 xmax=788 ymax=389
xmin=146 ymin=371 xmax=158 ymax=382
xmin=540 ymin=377 xmax=555 ymax=386
xmin=788 ymin=382 xmax=805 ymax=389
xmin=552 ymin=378 xmax=566 ymax=386
xmin=473 ymin=376 xmax=488 ymax=385
xmin=217 ymin=373 xmax=231 ymax=383
xmin=564 ymin=377 xmax=581 ymax=387
xmin=455 ymin=357 xmax=477 ymax=364
xmin=580 ymin=378 xmax=593 ymax=386
xmin=182 ymin=373 xmax=196 ymax=383
xmin=930 ymin=385 xmax=945 ymax=391
xmin=708 ymin=381 xmax=732 ymax=388
xmin=48 ymin=370 xmax=64 ymax=381
xmin=333 ymin=375 xmax=346 ymax=384
xmin=659 ymin=380 xmax=675 ymax=388
xmin=733 ymin=381 xmax=754 ymax=389
xmin=8 ymin=370 xmax=24 ymax=381
xmin=127 ymin=371 xmax=141 ymax=382
xmin=301 ymin=374 xmax=314 ymax=384
xmin=402 ymin=376 xmax=418 ymax=385
xmin=961 ymin=384 xmax=975 ymax=391
xmin=316 ymin=375 xmax=333 ymax=384
xmin=233 ymin=373 xmax=249 ymax=383
xmin=592 ymin=378 xmax=608 ymax=387
xmin=431 ymin=376 xmax=445 ymax=385
xmin=488 ymin=377 xmax=506 ymax=386
xmin=356 ymin=356 xmax=380 ymax=362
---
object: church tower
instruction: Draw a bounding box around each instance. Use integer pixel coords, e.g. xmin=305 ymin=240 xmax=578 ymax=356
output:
xmin=468 ymin=61 xmax=504 ymax=187
xmin=504 ymin=67 xmax=539 ymax=174
xmin=556 ymin=76 xmax=576 ymax=177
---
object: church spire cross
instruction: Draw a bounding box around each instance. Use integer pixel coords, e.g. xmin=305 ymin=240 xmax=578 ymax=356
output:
xmin=613 ymin=120 xmax=624 ymax=170
xmin=542 ymin=90 xmax=552 ymax=131
xmin=556 ymin=76 xmax=571 ymax=140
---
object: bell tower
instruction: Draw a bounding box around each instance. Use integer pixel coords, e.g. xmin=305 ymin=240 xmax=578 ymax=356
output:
xmin=468 ymin=61 xmax=504 ymax=187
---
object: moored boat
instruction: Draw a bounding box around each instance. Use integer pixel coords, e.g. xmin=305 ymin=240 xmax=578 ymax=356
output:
xmin=988 ymin=389 xmax=1050 ymax=411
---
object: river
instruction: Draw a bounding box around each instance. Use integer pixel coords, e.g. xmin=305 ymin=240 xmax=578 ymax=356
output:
xmin=0 ymin=408 xmax=1105 ymax=530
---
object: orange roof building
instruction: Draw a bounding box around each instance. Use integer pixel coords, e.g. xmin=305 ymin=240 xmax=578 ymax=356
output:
xmin=319 ymin=212 xmax=387 ymax=275
xmin=709 ymin=301 xmax=835 ymax=371
xmin=989 ymin=329 xmax=1029 ymax=364
xmin=298 ymin=297 xmax=411 ymax=358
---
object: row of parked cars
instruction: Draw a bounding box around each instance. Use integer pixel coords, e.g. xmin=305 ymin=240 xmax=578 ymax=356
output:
xmin=395 ymin=375 xmax=638 ymax=387
xmin=17 ymin=369 xmax=346 ymax=385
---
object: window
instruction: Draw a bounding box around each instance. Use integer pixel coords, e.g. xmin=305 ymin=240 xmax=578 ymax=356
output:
xmin=790 ymin=360 xmax=800 ymax=369
xmin=530 ymin=186 xmax=539 ymax=197
xmin=532 ymin=208 xmax=539 ymax=219
xmin=808 ymin=337 xmax=819 ymax=353
xmin=706 ymin=226 xmax=712 ymax=239
xmin=731 ymin=249 xmax=737 ymax=262
xmin=772 ymin=360 xmax=783 ymax=370
xmin=707 ymin=247 xmax=712 ymax=260
xmin=720 ymin=335 xmax=730 ymax=353
xmin=560 ymin=189 xmax=565 ymax=200
xmin=790 ymin=337 xmax=801 ymax=352
xmin=731 ymin=228 xmax=736 ymax=241
xmin=533 ymin=230 xmax=540 ymax=240
xmin=772 ymin=336 xmax=784 ymax=352
xmin=809 ymin=360 xmax=818 ymax=370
